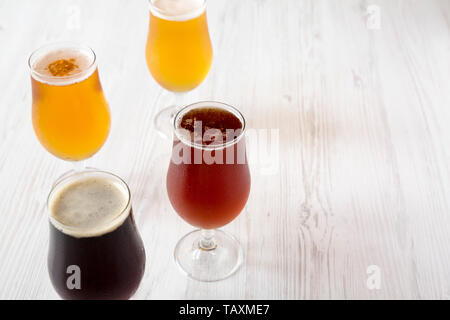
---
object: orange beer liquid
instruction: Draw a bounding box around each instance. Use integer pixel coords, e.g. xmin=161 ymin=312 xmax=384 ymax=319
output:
xmin=31 ymin=50 xmax=110 ymax=161
xmin=145 ymin=1 xmax=213 ymax=92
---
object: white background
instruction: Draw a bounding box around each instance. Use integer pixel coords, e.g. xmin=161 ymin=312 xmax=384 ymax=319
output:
xmin=0 ymin=0 xmax=450 ymax=299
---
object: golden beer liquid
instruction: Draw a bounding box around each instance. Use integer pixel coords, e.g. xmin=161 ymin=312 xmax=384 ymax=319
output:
xmin=145 ymin=9 xmax=213 ymax=92
xmin=31 ymin=62 xmax=110 ymax=161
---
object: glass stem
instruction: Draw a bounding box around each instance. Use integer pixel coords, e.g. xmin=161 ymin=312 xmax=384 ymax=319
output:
xmin=72 ymin=160 xmax=85 ymax=172
xmin=200 ymin=229 xmax=217 ymax=251
xmin=173 ymin=91 xmax=185 ymax=114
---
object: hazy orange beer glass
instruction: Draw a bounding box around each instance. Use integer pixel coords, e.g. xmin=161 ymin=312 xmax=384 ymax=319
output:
xmin=145 ymin=0 xmax=212 ymax=92
xmin=29 ymin=42 xmax=110 ymax=161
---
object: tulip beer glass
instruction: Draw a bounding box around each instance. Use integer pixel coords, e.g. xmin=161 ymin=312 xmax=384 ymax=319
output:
xmin=145 ymin=0 xmax=213 ymax=138
xmin=167 ymin=101 xmax=250 ymax=281
xmin=29 ymin=42 xmax=110 ymax=163
xmin=47 ymin=170 xmax=146 ymax=299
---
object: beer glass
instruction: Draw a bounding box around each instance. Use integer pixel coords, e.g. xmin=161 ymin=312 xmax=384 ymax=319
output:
xmin=29 ymin=42 xmax=110 ymax=165
xmin=47 ymin=169 xmax=146 ymax=299
xmin=145 ymin=0 xmax=213 ymax=138
xmin=166 ymin=101 xmax=250 ymax=281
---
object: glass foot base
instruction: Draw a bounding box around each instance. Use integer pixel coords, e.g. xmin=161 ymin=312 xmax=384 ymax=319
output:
xmin=174 ymin=229 xmax=244 ymax=282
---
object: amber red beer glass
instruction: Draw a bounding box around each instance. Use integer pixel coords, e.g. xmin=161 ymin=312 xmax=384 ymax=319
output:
xmin=47 ymin=170 xmax=146 ymax=299
xmin=166 ymin=101 xmax=251 ymax=281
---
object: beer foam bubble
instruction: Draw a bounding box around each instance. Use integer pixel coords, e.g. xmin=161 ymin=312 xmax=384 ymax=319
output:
xmin=30 ymin=46 xmax=95 ymax=86
xmin=150 ymin=0 xmax=205 ymax=21
xmin=49 ymin=174 xmax=130 ymax=238
xmin=174 ymin=102 xmax=246 ymax=151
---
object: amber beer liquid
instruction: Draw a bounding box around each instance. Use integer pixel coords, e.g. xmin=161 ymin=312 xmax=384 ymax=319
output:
xmin=167 ymin=104 xmax=251 ymax=229
xmin=47 ymin=170 xmax=145 ymax=300
xmin=30 ymin=43 xmax=110 ymax=161
xmin=145 ymin=0 xmax=213 ymax=92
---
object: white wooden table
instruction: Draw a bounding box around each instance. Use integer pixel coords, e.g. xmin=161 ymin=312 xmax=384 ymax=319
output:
xmin=1 ymin=0 xmax=450 ymax=299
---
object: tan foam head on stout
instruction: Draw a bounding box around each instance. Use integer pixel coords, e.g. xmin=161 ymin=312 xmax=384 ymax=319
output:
xmin=150 ymin=0 xmax=205 ymax=21
xmin=29 ymin=43 xmax=96 ymax=86
xmin=48 ymin=171 xmax=131 ymax=238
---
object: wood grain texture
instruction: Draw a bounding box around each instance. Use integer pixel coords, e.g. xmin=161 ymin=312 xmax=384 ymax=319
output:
xmin=0 ymin=0 xmax=449 ymax=299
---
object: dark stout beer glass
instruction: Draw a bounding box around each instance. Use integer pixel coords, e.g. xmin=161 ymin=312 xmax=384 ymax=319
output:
xmin=167 ymin=101 xmax=251 ymax=281
xmin=47 ymin=170 xmax=146 ymax=299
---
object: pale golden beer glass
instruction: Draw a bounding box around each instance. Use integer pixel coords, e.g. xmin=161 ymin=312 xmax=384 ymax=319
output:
xmin=146 ymin=0 xmax=212 ymax=92
xmin=29 ymin=42 xmax=110 ymax=162
xmin=145 ymin=0 xmax=213 ymax=138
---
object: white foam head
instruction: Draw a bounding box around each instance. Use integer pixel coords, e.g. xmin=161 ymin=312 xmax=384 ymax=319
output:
xmin=29 ymin=42 xmax=96 ymax=86
xmin=48 ymin=171 xmax=131 ymax=238
xmin=150 ymin=0 xmax=206 ymax=21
